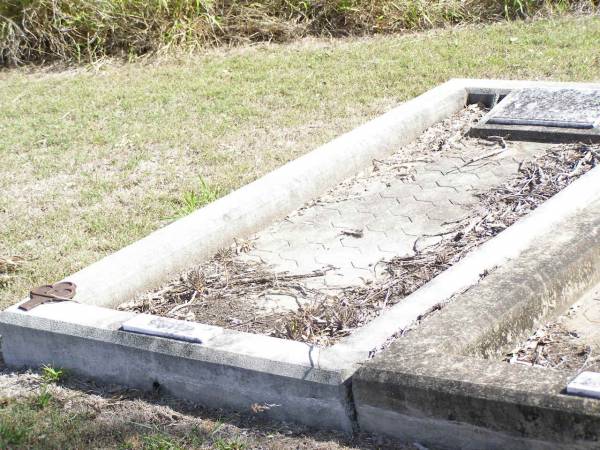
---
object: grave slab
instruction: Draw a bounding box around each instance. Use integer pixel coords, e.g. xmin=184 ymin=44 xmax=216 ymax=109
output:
xmin=470 ymin=87 xmax=600 ymax=143
xmin=2 ymin=80 xmax=600 ymax=444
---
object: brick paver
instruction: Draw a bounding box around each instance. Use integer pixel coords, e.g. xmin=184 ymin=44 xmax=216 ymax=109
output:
xmin=237 ymin=111 xmax=551 ymax=309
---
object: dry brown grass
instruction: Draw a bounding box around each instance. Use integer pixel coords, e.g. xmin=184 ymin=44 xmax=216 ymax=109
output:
xmin=1 ymin=0 xmax=598 ymax=65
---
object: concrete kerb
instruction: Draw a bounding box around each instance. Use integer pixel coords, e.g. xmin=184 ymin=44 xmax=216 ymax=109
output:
xmin=327 ymin=163 xmax=600 ymax=365
xmin=2 ymin=79 xmax=600 ymax=434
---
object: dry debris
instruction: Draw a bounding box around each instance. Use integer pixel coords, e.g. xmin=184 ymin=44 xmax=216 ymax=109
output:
xmin=314 ymin=105 xmax=485 ymax=205
xmin=504 ymin=323 xmax=600 ymax=373
xmin=119 ymin=248 xmax=334 ymax=335
xmin=120 ymin=142 xmax=599 ymax=346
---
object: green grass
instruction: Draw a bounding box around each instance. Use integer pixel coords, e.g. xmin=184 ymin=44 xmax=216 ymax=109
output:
xmin=170 ymin=177 xmax=222 ymax=219
xmin=1 ymin=15 xmax=599 ymax=311
xmin=0 ymin=396 xmax=92 ymax=449
xmin=41 ymin=365 xmax=66 ymax=384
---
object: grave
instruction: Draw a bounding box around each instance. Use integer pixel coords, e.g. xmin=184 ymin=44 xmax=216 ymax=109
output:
xmin=2 ymin=79 xmax=600 ymax=447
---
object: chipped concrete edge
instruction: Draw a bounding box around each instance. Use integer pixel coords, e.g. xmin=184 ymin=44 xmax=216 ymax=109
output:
xmin=2 ymin=79 xmax=600 ymax=433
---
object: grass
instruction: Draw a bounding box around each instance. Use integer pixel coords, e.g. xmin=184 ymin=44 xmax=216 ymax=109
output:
xmin=1 ymin=15 xmax=600 ymax=311
xmin=0 ymin=368 xmax=400 ymax=449
xmin=0 ymin=15 xmax=599 ymax=448
xmin=1 ymin=0 xmax=597 ymax=65
xmin=171 ymin=177 xmax=222 ymax=219
xmin=0 ymin=394 xmax=91 ymax=449
xmin=41 ymin=365 xmax=66 ymax=384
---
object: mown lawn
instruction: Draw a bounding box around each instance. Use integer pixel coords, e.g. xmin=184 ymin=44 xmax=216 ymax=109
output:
xmin=0 ymin=15 xmax=599 ymax=449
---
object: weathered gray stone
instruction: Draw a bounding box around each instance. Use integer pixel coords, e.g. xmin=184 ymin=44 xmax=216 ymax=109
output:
xmin=470 ymin=87 xmax=600 ymax=142
xmin=488 ymin=88 xmax=600 ymax=129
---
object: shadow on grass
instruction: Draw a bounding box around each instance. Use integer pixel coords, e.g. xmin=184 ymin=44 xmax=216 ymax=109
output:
xmin=0 ymin=363 xmax=408 ymax=449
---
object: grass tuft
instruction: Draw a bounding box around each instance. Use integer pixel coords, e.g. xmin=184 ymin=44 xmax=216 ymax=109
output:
xmin=171 ymin=177 xmax=222 ymax=219
xmin=141 ymin=433 xmax=183 ymax=450
xmin=213 ymin=437 xmax=247 ymax=450
xmin=32 ymin=386 xmax=53 ymax=410
xmin=41 ymin=365 xmax=66 ymax=384
xmin=0 ymin=419 xmax=27 ymax=448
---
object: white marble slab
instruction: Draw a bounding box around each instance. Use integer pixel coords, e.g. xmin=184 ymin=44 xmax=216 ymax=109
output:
xmin=566 ymin=371 xmax=600 ymax=399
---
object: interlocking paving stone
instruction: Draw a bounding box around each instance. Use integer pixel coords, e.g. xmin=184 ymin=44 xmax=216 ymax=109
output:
xmin=236 ymin=112 xmax=553 ymax=310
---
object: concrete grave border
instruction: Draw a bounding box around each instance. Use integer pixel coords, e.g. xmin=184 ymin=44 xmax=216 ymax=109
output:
xmin=2 ymin=79 xmax=600 ymax=433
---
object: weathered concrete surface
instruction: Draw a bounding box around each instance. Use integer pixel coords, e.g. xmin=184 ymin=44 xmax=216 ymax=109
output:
xmin=242 ymin=137 xmax=547 ymax=290
xmin=354 ymin=200 xmax=600 ymax=448
xmin=488 ymin=88 xmax=600 ymax=129
xmin=330 ymin=162 xmax=600 ymax=361
xmin=563 ymin=282 xmax=600 ymax=352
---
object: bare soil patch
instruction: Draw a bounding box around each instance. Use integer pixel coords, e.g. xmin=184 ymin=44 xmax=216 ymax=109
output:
xmin=119 ymin=109 xmax=599 ymax=346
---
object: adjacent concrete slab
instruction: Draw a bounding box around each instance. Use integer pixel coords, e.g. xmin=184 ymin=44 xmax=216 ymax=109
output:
xmin=488 ymin=88 xmax=600 ymax=129
xmin=354 ymin=199 xmax=600 ymax=449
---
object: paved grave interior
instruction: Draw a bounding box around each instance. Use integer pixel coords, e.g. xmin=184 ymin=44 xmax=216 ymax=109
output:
xmin=125 ymin=106 xmax=554 ymax=326
xmin=242 ymin=126 xmax=542 ymax=293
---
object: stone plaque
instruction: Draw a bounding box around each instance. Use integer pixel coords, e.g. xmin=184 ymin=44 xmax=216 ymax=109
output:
xmin=566 ymin=371 xmax=600 ymax=399
xmin=122 ymin=314 xmax=207 ymax=343
xmin=487 ymin=88 xmax=600 ymax=129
